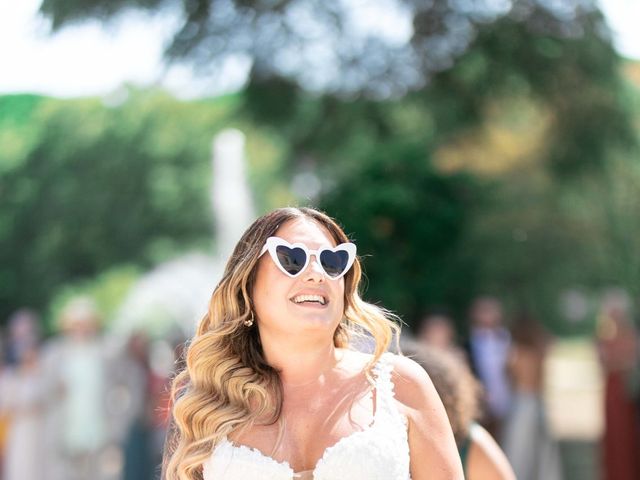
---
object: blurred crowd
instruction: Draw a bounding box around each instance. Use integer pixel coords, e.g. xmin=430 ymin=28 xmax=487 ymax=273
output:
xmin=0 ymin=298 xmax=184 ymax=480
xmin=0 ymin=293 xmax=639 ymax=480
xmin=405 ymin=294 xmax=640 ymax=480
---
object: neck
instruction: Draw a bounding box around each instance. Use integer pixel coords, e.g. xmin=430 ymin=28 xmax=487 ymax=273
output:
xmin=260 ymin=334 xmax=341 ymax=386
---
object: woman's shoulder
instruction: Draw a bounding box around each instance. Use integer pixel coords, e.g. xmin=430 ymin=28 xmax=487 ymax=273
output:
xmin=468 ymin=424 xmax=516 ymax=480
xmin=338 ymin=350 xmax=438 ymax=408
xmin=383 ymin=352 xmax=437 ymax=410
xmin=383 ymin=352 xmax=467 ymax=479
xmin=338 ymin=350 xmax=411 ymax=372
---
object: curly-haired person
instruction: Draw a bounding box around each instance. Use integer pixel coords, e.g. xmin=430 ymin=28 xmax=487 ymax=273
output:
xmin=404 ymin=342 xmax=515 ymax=480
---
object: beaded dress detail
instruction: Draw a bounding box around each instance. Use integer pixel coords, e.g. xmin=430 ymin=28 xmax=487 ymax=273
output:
xmin=202 ymin=352 xmax=411 ymax=480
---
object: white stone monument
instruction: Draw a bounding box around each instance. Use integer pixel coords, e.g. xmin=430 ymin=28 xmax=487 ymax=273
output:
xmin=111 ymin=129 xmax=256 ymax=337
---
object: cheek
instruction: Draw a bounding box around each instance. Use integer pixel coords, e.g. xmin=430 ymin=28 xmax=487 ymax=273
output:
xmin=252 ymin=262 xmax=289 ymax=312
xmin=334 ymin=281 xmax=346 ymax=313
xmin=335 ymin=297 xmax=345 ymax=318
xmin=252 ymin=262 xmax=272 ymax=311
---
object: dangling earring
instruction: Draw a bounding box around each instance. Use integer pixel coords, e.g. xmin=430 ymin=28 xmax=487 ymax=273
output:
xmin=243 ymin=310 xmax=254 ymax=327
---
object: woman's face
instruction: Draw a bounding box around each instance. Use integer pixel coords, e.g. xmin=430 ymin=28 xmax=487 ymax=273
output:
xmin=252 ymin=217 xmax=346 ymax=341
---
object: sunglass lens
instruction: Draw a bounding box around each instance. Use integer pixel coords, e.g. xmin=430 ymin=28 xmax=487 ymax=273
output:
xmin=276 ymin=246 xmax=307 ymax=276
xmin=320 ymin=250 xmax=350 ymax=278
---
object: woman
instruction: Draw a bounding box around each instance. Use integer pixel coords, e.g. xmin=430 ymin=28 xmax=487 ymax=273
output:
xmin=404 ymin=342 xmax=515 ymax=480
xmin=162 ymin=207 xmax=462 ymax=479
xmin=503 ymin=317 xmax=562 ymax=480
xmin=596 ymin=293 xmax=640 ymax=480
xmin=0 ymin=340 xmax=46 ymax=480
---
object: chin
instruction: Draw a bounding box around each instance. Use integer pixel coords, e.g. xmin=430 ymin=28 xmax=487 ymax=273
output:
xmin=293 ymin=312 xmax=341 ymax=332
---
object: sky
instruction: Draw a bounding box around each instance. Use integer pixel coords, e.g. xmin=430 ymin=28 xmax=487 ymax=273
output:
xmin=0 ymin=0 xmax=638 ymax=99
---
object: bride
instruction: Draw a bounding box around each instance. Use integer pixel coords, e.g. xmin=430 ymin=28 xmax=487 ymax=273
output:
xmin=162 ymin=207 xmax=462 ymax=480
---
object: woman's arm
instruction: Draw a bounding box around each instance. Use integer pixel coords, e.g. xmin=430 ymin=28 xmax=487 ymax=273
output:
xmin=390 ymin=354 xmax=464 ymax=480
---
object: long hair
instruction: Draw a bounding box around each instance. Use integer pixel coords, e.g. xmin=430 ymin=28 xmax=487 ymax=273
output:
xmin=403 ymin=342 xmax=481 ymax=445
xmin=162 ymin=207 xmax=400 ymax=480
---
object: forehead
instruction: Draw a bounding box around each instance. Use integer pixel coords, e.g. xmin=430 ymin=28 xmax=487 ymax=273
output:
xmin=275 ymin=218 xmax=337 ymax=248
xmin=475 ymin=300 xmax=501 ymax=313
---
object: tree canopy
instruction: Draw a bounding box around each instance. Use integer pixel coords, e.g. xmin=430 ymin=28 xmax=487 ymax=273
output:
xmin=0 ymin=90 xmax=289 ymax=323
xmin=2 ymin=0 xmax=635 ymax=331
xmin=40 ymin=0 xmax=605 ymax=97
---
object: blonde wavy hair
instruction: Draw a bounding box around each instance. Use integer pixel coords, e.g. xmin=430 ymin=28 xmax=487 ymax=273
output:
xmin=162 ymin=207 xmax=400 ymax=480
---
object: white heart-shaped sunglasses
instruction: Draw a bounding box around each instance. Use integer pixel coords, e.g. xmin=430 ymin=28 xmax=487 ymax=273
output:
xmin=259 ymin=236 xmax=356 ymax=280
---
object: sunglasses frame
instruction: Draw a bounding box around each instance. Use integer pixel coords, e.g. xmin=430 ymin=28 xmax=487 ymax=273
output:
xmin=259 ymin=236 xmax=357 ymax=280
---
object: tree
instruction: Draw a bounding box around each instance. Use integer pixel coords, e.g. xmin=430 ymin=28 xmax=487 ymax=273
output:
xmin=38 ymin=0 xmax=605 ymax=97
xmin=0 ymin=90 xmax=288 ymax=324
xmin=320 ymin=141 xmax=478 ymax=325
xmin=33 ymin=0 xmax=640 ymax=331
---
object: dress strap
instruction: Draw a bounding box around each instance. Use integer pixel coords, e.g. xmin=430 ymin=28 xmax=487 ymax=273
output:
xmin=372 ymin=353 xmax=394 ymax=390
xmin=371 ymin=353 xmax=402 ymax=420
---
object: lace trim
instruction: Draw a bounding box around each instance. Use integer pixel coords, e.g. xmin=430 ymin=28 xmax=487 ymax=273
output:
xmin=204 ymin=437 xmax=294 ymax=479
xmin=205 ymin=352 xmax=410 ymax=479
xmin=309 ymin=425 xmax=379 ymax=474
xmin=371 ymin=353 xmax=405 ymax=422
xmin=293 ymin=470 xmax=313 ymax=479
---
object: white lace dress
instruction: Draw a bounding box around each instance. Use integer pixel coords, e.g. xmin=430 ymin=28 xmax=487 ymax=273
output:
xmin=203 ymin=352 xmax=411 ymax=480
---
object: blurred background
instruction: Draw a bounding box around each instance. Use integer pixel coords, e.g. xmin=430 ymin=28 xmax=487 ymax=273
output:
xmin=0 ymin=0 xmax=639 ymax=479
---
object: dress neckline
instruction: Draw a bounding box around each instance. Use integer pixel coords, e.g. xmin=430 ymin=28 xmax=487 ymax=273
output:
xmin=221 ymin=424 xmax=380 ymax=476
xmin=219 ymin=352 xmax=395 ymax=476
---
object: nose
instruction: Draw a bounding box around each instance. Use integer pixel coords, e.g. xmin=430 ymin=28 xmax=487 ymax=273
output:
xmin=301 ymin=255 xmax=324 ymax=282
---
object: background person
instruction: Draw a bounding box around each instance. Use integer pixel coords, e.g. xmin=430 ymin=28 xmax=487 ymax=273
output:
xmin=596 ymin=290 xmax=640 ymax=480
xmin=41 ymin=297 xmax=117 ymax=480
xmin=417 ymin=309 xmax=466 ymax=360
xmin=0 ymin=337 xmax=46 ymax=480
xmin=466 ymin=296 xmax=512 ymax=438
xmin=404 ymin=342 xmax=515 ymax=480
xmin=502 ymin=315 xmax=563 ymax=480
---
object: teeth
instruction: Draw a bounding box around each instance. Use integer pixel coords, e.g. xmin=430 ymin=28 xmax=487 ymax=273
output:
xmin=292 ymin=294 xmax=326 ymax=305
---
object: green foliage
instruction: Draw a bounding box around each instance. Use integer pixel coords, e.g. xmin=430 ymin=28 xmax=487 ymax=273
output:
xmin=321 ymin=142 xmax=478 ymax=326
xmin=10 ymin=0 xmax=640 ymax=336
xmin=567 ymin=157 xmax=640 ymax=299
xmin=39 ymin=0 xmax=167 ymax=30
xmin=39 ymin=0 xmax=605 ymax=101
xmin=416 ymin=15 xmax=635 ymax=176
xmin=458 ymin=174 xmax=583 ymax=333
xmin=46 ymin=265 xmax=141 ymax=333
xmin=0 ymin=95 xmax=46 ymax=173
xmin=0 ymin=89 xmax=287 ymax=324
